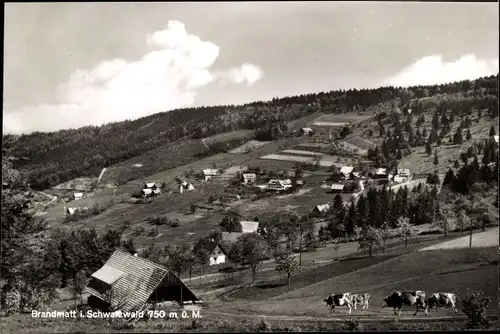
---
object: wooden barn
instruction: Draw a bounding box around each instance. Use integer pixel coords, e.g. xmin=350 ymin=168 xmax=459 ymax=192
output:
xmin=85 ymin=250 xmax=201 ymax=312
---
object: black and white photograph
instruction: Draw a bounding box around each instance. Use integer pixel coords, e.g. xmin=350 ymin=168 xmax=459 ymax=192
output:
xmin=2 ymin=1 xmax=499 ymax=332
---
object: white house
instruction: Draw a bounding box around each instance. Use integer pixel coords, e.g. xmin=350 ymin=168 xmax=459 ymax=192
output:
xmin=300 ymin=127 xmax=314 ymax=136
xmin=202 ymin=169 xmax=220 ymax=181
xmin=494 ymin=135 xmax=499 ymax=145
xmin=178 ymin=179 xmax=195 ymax=194
xmin=194 ymin=240 xmax=229 ymax=266
xmin=240 ymin=221 xmax=259 ymax=233
xmin=267 ymin=179 xmax=292 ymax=191
xmin=330 ymin=184 xmax=344 ymax=193
xmin=313 ymin=203 xmax=331 ymax=215
xmin=340 ymin=166 xmax=354 ymax=179
xmin=242 ymin=173 xmax=257 ymax=184
xmin=73 ymin=192 xmax=83 ymax=200
xmin=393 ymin=168 xmax=412 ymax=183
xmin=374 ymin=168 xmax=388 ymax=179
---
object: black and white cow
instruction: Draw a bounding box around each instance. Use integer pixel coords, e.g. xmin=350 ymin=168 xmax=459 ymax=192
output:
xmin=352 ymin=293 xmax=370 ymax=310
xmin=381 ymin=291 xmax=426 ymax=316
xmin=425 ymin=293 xmax=458 ymax=315
xmin=324 ymin=293 xmax=353 ymax=314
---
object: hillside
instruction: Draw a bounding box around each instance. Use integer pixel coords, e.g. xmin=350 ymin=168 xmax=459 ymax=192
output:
xmin=3 ymin=75 xmax=498 ymax=191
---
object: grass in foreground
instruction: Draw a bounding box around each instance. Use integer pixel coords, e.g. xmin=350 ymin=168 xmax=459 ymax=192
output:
xmin=2 ymin=314 xmax=498 ymax=333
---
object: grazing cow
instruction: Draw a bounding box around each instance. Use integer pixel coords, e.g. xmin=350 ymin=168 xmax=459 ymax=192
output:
xmin=425 ymin=293 xmax=458 ymax=315
xmin=352 ymin=293 xmax=370 ymax=310
xmin=381 ymin=291 xmax=426 ymax=316
xmin=324 ymin=293 xmax=354 ymax=314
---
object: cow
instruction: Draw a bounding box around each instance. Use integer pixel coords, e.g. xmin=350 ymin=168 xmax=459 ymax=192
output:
xmin=324 ymin=293 xmax=354 ymax=314
xmin=352 ymin=293 xmax=370 ymax=310
xmin=381 ymin=291 xmax=426 ymax=316
xmin=424 ymin=293 xmax=458 ymax=315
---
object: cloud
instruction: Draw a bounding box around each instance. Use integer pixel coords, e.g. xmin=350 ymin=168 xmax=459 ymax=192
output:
xmin=382 ymin=54 xmax=499 ymax=88
xmin=3 ymin=20 xmax=264 ymax=134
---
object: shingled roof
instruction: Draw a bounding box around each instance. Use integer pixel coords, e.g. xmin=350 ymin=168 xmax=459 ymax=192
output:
xmin=86 ymin=250 xmax=200 ymax=312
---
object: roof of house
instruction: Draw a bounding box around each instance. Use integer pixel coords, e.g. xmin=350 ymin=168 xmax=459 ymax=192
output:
xmin=221 ymin=232 xmax=243 ymax=242
xmin=141 ymin=189 xmax=153 ymax=194
xmin=331 ymin=184 xmax=345 ymax=190
xmin=301 ymin=127 xmax=313 ymax=132
xmin=340 ymin=166 xmax=354 ymax=174
xmin=342 ymin=137 xmax=375 ymax=150
xmin=74 ymin=192 xmax=83 ymax=197
xmin=375 ymin=168 xmax=388 ymax=175
xmin=240 ymin=221 xmax=259 ymax=233
xmin=243 ymin=173 xmax=257 ymax=178
xmin=85 ymin=250 xmax=199 ymax=312
xmin=314 ymin=204 xmax=330 ymax=212
xmin=397 ymin=169 xmax=411 ymax=176
xmin=193 ymin=240 xmax=229 ymax=257
xmin=145 ymin=183 xmax=155 ymax=188
xmin=203 ymin=169 xmax=220 ymax=176
xmin=494 ymin=135 xmax=499 ymax=143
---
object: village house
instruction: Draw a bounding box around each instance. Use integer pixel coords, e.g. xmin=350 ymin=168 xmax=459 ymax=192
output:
xmin=266 ymin=179 xmax=293 ymax=192
xmin=178 ymin=179 xmax=195 ymax=194
xmin=73 ymin=192 xmax=83 ymax=200
xmin=240 ymin=221 xmax=259 ymax=233
xmin=494 ymin=135 xmax=499 ymax=145
xmin=392 ymin=168 xmax=412 ymax=183
xmin=339 ymin=166 xmax=354 ymax=180
xmin=202 ymin=169 xmax=220 ymax=181
xmin=312 ymin=203 xmax=331 ymax=216
xmin=300 ymin=127 xmax=314 ymax=136
xmin=372 ymin=167 xmax=389 ymax=179
xmin=330 ymin=183 xmax=345 ymax=193
xmin=86 ymin=250 xmax=201 ymax=312
xmin=242 ymin=173 xmax=257 ymax=184
xmin=141 ymin=182 xmax=161 ymax=197
xmin=193 ymin=240 xmax=230 ymax=266
xmin=338 ymin=136 xmax=375 ymax=156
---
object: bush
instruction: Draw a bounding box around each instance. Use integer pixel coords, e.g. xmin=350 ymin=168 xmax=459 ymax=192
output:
xmin=343 ymin=318 xmax=362 ymax=331
xmin=255 ymin=320 xmax=272 ymax=332
xmin=461 ymin=289 xmax=492 ymax=329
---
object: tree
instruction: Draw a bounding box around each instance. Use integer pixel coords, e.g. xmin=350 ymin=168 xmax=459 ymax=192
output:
xmin=466 ymin=129 xmax=472 ymax=140
xmin=236 ymin=233 xmax=269 ymax=284
xmin=274 ymin=246 xmax=299 ymax=285
xmin=433 ymin=150 xmax=439 ymax=166
xmin=193 ymin=247 xmax=210 ymax=282
xmin=425 ymin=141 xmax=432 ymax=155
xmin=69 ymin=270 xmax=88 ymax=306
xmin=220 ymin=216 xmax=243 ymax=233
xmin=453 ymin=129 xmax=463 ymax=145
xmin=304 ymin=230 xmax=319 ymax=250
xmin=489 ymin=126 xmax=496 ymax=137
xmin=1 ymin=156 xmax=60 ymax=315
xmin=332 ymin=239 xmax=341 ymax=260
xmin=456 ymin=209 xmax=471 ymax=235
xmin=453 ymin=159 xmax=460 ymax=169
xmin=353 ymin=225 xmax=363 ymax=242
xmin=358 ymin=226 xmax=382 ymax=257
xmin=379 ymin=222 xmax=393 ymax=253
xmin=165 ymin=244 xmax=191 ymax=277
xmin=396 ymin=217 xmax=418 ymax=248
xmin=461 ymin=289 xmax=492 ymax=329
xmin=318 ymin=226 xmax=331 ymax=247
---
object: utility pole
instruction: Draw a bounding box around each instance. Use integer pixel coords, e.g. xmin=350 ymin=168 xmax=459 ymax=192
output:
xmin=469 ymin=218 xmax=473 ymax=248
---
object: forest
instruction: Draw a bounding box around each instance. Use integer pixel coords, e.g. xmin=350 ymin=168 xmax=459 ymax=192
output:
xmin=2 ymin=74 xmax=498 ymax=190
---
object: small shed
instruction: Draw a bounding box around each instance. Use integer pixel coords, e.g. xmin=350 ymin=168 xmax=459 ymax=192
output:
xmin=86 ymin=250 xmax=201 ymax=312
xmin=73 ymin=192 xmax=83 ymax=200
xmin=240 ymin=221 xmax=259 ymax=233
xmin=300 ymin=127 xmax=314 ymax=136
xmin=202 ymin=169 xmax=220 ymax=181
xmin=242 ymin=173 xmax=257 ymax=184
xmin=340 ymin=166 xmax=354 ymax=179
xmin=313 ymin=203 xmax=331 ymax=215
xmin=330 ymin=184 xmax=345 ymax=193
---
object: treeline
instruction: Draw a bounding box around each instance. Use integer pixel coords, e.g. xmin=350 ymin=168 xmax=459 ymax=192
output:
xmin=3 ymin=75 xmax=497 ymax=190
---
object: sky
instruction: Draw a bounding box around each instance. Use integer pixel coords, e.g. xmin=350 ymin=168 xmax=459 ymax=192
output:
xmin=3 ymin=2 xmax=499 ymax=135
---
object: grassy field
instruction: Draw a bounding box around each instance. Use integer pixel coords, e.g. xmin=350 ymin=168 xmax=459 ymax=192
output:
xmin=4 ymin=313 xmax=496 ymax=333
xmin=420 ymin=227 xmax=499 ymax=251
xmin=216 ymin=245 xmax=498 ymax=318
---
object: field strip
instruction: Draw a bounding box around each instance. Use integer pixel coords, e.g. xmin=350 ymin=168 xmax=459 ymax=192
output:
xmin=313 ymin=122 xmax=349 ymax=127
xmin=419 ymin=227 xmax=499 ymax=251
xmin=281 ymin=149 xmax=324 ymax=156
xmin=261 ymin=154 xmax=315 ymax=163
